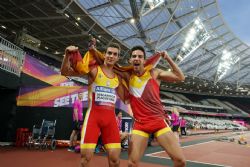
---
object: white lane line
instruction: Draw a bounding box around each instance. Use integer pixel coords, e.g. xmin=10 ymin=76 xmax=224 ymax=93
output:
xmin=145 ymin=141 xmax=232 ymax=167
xmin=145 ymin=154 xmax=231 ymax=167
xmin=146 ymin=141 xmax=214 ymax=156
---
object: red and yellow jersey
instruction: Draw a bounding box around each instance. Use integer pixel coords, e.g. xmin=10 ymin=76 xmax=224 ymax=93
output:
xmin=129 ymin=69 xmax=165 ymax=123
xmin=80 ymin=66 xmax=121 ymax=149
xmin=88 ymin=65 xmax=119 ymax=111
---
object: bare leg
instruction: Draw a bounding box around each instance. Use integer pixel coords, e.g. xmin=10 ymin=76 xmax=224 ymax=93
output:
xmin=106 ymin=148 xmax=121 ymax=167
xmin=80 ymin=148 xmax=94 ymax=167
xmin=128 ymin=134 xmax=148 ymax=167
xmin=69 ymin=130 xmax=77 ymax=147
xmin=173 ymin=131 xmax=180 ymax=143
xmin=157 ymin=131 xmax=186 ymax=167
xmin=73 ymin=134 xmax=78 ymax=145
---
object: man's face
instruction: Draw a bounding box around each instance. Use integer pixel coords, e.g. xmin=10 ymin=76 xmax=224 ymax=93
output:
xmin=130 ymin=50 xmax=145 ymax=72
xmin=104 ymin=47 xmax=119 ymax=66
xmin=78 ymin=93 xmax=83 ymax=100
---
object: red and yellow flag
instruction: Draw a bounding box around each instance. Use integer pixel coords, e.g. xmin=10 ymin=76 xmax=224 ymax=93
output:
xmin=69 ymin=49 xmax=161 ymax=74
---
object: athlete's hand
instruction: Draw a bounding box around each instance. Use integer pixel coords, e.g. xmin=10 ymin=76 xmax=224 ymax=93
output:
xmin=65 ymin=46 xmax=79 ymax=55
xmin=64 ymin=46 xmax=82 ymax=70
xmin=160 ymin=51 xmax=169 ymax=59
xmin=88 ymin=38 xmax=96 ymax=51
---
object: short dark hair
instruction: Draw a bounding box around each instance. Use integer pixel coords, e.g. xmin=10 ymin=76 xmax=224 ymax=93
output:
xmin=106 ymin=42 xmax=120 ymax=55
xmin=130 ymin=45 xmax=146 ymax=58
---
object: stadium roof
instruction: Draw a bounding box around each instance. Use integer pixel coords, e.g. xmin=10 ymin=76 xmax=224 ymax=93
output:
xmin=0 ymin=0 xmax=249 ymax=96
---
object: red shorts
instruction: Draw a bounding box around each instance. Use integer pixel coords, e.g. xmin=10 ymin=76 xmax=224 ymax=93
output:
xmin=80 ymin=108 xmax=121 ymax=149
xmin=132 ymin=119 xmax=171 ymax=138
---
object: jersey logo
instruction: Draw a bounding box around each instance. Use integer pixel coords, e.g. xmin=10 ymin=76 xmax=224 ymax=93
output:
xmin=129 ymin=71 xmax=152 ymax=97
xmin=106 ymin=80 xmax=110 ymax=87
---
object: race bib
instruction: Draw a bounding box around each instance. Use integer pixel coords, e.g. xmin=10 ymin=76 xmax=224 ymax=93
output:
xmin=95 ymin=86 xmax=116 ymax=105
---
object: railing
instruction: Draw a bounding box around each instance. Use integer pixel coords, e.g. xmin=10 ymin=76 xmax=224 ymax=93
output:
xmin=161 ymin=99 xmax=223 ymax=109
xmin=0 ymin=36 xmax=25 ymax=76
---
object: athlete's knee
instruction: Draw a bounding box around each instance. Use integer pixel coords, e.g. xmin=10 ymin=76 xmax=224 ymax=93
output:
xmin=109 ymin=156 xmax=120 ymax=166
xmin=128 ymin=160 xmax=137 ymax=167
xmin=172 ymin=156 xmax=186 ymax=167
xmin=108 ymin=150 xmax=120 ymax=166
xmin=128 ymin=157 xmax=139 ymax=167
xmin=80 ymin=150 xmax=93 ymax=167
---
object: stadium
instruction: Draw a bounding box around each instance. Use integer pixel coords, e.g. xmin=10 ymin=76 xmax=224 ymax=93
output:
xmin=0 ymin=0 xmax=250 ymax=167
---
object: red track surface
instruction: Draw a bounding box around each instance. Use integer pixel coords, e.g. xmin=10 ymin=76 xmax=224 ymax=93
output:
xmin=0 ymin=147 xmax=166 ymax=167
xmin=1 ymin=131 xmax=249 ymax=167
xmin=148 ymin=132 xmax=250 ymax=167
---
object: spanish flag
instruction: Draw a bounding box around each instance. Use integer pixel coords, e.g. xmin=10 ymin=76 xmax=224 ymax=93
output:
xmin=69 ymin=49 xmax=161 ymax=74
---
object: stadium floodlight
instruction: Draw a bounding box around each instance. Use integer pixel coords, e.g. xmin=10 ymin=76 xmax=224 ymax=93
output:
xmin=130 ymin=18 xmax=135 ymax=24
xmin=216 ymin=49 xmax=239 ymax=80
xmin=177 ymin=18 xmax=210 ymax=62
xmin=1 ymin=25 xmax=6 ymax=29
xmin=140 ymin=0 xmax=165 ymax=16
xmin=20 ymin=33 xmax=41 ymax=50
xmin=54 ymin=51 xmax=61 ymax=55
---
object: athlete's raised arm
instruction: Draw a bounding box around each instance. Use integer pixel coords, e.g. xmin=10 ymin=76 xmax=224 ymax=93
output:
xmin=154 ymin=51 xmax=185 ymax=83
xmin=60 ymin=46 xmax=82 ymax=76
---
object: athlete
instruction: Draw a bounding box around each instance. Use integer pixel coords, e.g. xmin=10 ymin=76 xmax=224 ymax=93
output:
xmin=120 ymin=46 xmax=186 ymax=167
xmin=61 ymin=42 xmax=126 ymax=167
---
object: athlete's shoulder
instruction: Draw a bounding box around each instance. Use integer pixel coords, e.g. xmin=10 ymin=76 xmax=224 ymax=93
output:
xmin=151 ymin=68 xmax=161 ymax=74
xmin=150 ymin=68 xmax=163 ymax=79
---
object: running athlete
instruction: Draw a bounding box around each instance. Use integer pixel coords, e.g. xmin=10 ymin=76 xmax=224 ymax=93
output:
xmin=61 ymin=42 xmax=126 ymax=167
xmin=120 ymin=46 xmax=186 ymax=167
